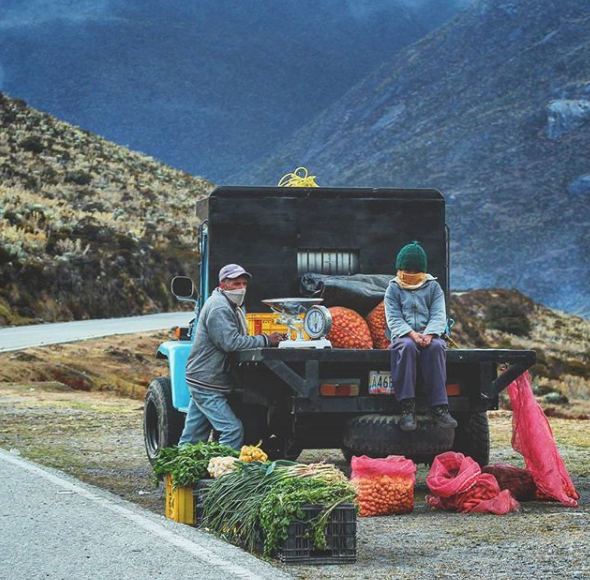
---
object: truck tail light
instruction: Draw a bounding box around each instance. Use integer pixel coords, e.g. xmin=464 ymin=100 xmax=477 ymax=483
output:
xmin=446 ymin=383 xmax=461 ymax=396
xmin=320 ymin=381 xmax=360 ymax=396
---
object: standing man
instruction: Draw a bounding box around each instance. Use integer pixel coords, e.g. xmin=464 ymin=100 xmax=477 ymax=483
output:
xmin=384 ymin=242 xmax=457 ymax=431
xmin=178 ymin=264 xmax=283 ymax=449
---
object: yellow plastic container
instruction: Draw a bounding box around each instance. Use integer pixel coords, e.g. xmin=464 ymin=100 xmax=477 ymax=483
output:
xmin=246 ymin=313 xmax=309 ymax=340
xmin=165 ymin=474 xmax=195 ymax=525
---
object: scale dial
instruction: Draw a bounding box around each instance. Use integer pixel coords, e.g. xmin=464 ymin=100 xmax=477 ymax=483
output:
xmin=304 ymin=305 xmax=332 ymax=339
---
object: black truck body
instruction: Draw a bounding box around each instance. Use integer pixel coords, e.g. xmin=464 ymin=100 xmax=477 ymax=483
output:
xmin=144 ymin=186 xmax=535 ymax=465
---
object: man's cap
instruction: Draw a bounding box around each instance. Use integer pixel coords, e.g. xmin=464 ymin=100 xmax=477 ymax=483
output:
xmin=219 ymin=264 xmax=252 ymax=282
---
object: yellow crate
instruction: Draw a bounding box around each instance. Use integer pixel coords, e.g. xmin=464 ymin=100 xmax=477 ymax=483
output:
xmin=246 ymin=313 xmax=309 ymax=340
xmin=165 ymin=474 xmax=195 ymax=525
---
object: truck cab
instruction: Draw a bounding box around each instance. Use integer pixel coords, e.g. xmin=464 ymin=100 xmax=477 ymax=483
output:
xmin=143 ymin=186 xmax=535 ymax=464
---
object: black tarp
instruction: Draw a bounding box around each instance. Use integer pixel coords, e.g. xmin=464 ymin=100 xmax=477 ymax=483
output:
xmin=300 ymin=273 xmax=392 ymax=315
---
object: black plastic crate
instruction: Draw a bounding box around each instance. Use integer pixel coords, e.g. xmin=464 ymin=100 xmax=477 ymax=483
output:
xmin=276 ymin=503 xmax=357 ymax=565
xmin=193 ymin=479 xmax=213 ymax=527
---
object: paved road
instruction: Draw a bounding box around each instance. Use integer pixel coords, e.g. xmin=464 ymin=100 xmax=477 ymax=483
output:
xmin=0 ymin=312 xmax=194 ymax=353
xmin=0 ymin=449 xmax=292 ymax=580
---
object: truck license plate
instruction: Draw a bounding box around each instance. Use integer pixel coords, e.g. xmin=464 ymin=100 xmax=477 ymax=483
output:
xmin=368 ymin=371 xmax=394 ymax=395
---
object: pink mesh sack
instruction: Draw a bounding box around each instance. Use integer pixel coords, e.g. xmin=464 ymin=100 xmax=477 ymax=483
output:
xmin=426 ymin=452 xmax=519 ymax=515
xmin=507 ymin=372 xmax=579 ymax=507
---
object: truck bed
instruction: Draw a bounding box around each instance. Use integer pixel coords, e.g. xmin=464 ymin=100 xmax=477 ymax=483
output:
xmin=231 ymin=347 xmax=536 ymax=413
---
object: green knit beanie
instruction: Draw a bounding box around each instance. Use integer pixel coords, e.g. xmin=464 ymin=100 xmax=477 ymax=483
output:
xmin=396 ymin=241 xmax=428 ymax=272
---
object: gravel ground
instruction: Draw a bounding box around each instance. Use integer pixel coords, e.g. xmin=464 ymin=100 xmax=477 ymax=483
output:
xmin=1 ymin=381 xmax=589 ymax=579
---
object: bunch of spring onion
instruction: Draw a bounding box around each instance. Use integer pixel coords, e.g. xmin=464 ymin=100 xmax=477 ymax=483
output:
xmin=202 ymin=460 xmax=354 ymax=554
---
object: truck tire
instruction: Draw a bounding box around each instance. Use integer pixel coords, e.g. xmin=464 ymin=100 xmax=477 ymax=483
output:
xmin=342 ymin=414 xmax=455 ymax=464
xmin=143 ymin=377 xmax=185 ymax=464
xmin=451 ymin=412 xmax=490 ymax=467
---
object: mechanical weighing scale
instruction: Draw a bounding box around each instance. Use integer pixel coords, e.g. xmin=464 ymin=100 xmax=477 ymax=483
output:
xmin=262 ymin=298 xmax=333 ymax=349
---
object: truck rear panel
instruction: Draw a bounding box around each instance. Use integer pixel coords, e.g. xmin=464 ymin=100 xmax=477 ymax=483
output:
xmin=231 ymin=347 xmax=536 ymax=413
xmin=196 ymin=187 xmax=449 ymax=309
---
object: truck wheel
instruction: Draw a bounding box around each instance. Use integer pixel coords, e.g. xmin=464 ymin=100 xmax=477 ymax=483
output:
xmin=143 ymin=377 xmax=185 ymax=464
xmin=451 ymin=412 xmax=490 ymax=467
xmin=342 ymin=414 xmax=455 ymax=463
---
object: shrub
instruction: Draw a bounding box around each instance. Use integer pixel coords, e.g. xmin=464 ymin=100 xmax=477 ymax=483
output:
xmin=486 ymin=302 xmax=531 ymax=336
xmin=64 ymin=170 xmax=92 ymax=186
xmin=19 ymin=135 xmax=44 ymax=154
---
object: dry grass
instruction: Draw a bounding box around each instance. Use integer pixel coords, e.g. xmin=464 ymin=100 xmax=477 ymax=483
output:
xmin=0 ymin=330 xmax=172 ymax=399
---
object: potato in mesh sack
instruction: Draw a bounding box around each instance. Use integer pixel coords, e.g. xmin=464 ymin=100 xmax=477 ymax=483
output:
xmin=365 ymin=301 xmax=390 ymax=350
xmin=426 ymin=452 xmax=520 ymax=515
xmin=482 ymin=463 xmax=537 ymax=502
xmin=351 ymin=455 xmax=416 ymax=516
xmin=327 ymin=307 xmax=373 ymax=349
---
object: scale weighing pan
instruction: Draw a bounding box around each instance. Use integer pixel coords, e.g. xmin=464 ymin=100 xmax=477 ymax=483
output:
xmin=262 ymin=298 xmax=324 ymax=315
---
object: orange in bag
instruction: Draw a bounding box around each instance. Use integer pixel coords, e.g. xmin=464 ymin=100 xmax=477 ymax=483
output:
xmin=327 ymin=307 xmax=373 ymax=349
xmin=351 ymin=455 xmax=416 ymax=516
xmin=365 ymin=301 xmax=391 ymax=350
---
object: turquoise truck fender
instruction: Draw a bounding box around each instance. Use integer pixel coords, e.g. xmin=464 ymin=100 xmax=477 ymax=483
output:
xmin=157 ymin=341 xmax=192 ymax=413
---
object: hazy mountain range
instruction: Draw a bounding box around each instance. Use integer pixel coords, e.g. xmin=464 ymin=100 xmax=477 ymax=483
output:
xmin=0 ymin=0 xmax=473 ymax=182
xmin=1 ymin=0 xmax=588 ymax=318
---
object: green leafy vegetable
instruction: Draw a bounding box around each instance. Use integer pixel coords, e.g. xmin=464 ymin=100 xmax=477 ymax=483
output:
xmin=259 ymin=477 xmax=355 ymax=556
xmin=152 ymin=442 xmax=239 ymax=487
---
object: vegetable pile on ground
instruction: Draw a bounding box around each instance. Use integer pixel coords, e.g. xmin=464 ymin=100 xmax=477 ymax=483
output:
xmin=202 ymin=460 xmax=355 ymax=556
xmin=152 ymin=442 xmax=239 ymax=486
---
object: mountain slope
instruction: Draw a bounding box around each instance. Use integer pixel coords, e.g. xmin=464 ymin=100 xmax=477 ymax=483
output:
xmin=0 ymin=0 xmax=474 ymax=182
xmin=450 ymin=288 xmax=590 ymax=414
xmin=239 ymin=0 xmax=590 ymax=317
xmin=0 ymin=92 xmax=211 ymax=324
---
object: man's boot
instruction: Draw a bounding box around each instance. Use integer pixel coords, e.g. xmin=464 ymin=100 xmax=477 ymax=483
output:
xmin=431 ymin=404 xmax=458 ymax=428
xmin=399 ymin=398 xmax=417 ymax=431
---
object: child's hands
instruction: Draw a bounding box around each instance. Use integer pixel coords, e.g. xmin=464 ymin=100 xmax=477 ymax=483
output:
xmin=409 ymin=332 xmax=435 ymax=347
xmin=409 ymin=331 xmax=423 ymax=346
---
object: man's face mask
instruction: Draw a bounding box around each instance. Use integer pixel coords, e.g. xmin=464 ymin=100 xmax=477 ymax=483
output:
xmin=224 ymin=287 xmax=246 ymax=306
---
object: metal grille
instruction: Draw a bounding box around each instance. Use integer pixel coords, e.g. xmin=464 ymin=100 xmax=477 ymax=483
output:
xmin=297 ymin=250 xmax=359 ymax=276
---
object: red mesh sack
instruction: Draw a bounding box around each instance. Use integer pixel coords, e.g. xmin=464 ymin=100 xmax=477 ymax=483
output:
xmin=365 ymin=301 xmax=391 ymax=350
xmin=426 ymin=452 xmax=519 ymax=515
xmin=482 ymin=463 xmax=537 ymax=501
xmin=351 ymin=455 xmax=416 ymax=516
xmin=468 ymin=489 xmax=520 ymax=515
xmin=327 ymin=307 xmax=373 ymax=349
xmin=425 ymin=452 xmax=480 ymax=498
xmin=507 ymin=373 xmax=579 ymax=507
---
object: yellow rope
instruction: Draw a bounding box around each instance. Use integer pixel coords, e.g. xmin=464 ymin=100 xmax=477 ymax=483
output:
xmin=278 ymin=166 xmax=319 ymax=187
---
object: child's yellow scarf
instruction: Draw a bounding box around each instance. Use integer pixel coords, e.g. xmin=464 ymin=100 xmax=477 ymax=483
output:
xmin=397 ymin=270 xmax=427 ymax=289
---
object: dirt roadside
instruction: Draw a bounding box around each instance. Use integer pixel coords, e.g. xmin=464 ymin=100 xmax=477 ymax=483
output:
xmin=0 ymin=334 xmax=589 ymax=579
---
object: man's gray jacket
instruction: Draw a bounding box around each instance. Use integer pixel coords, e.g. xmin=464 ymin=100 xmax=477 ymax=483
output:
xmin=185 ymin=288 xmax=268 ymax=394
